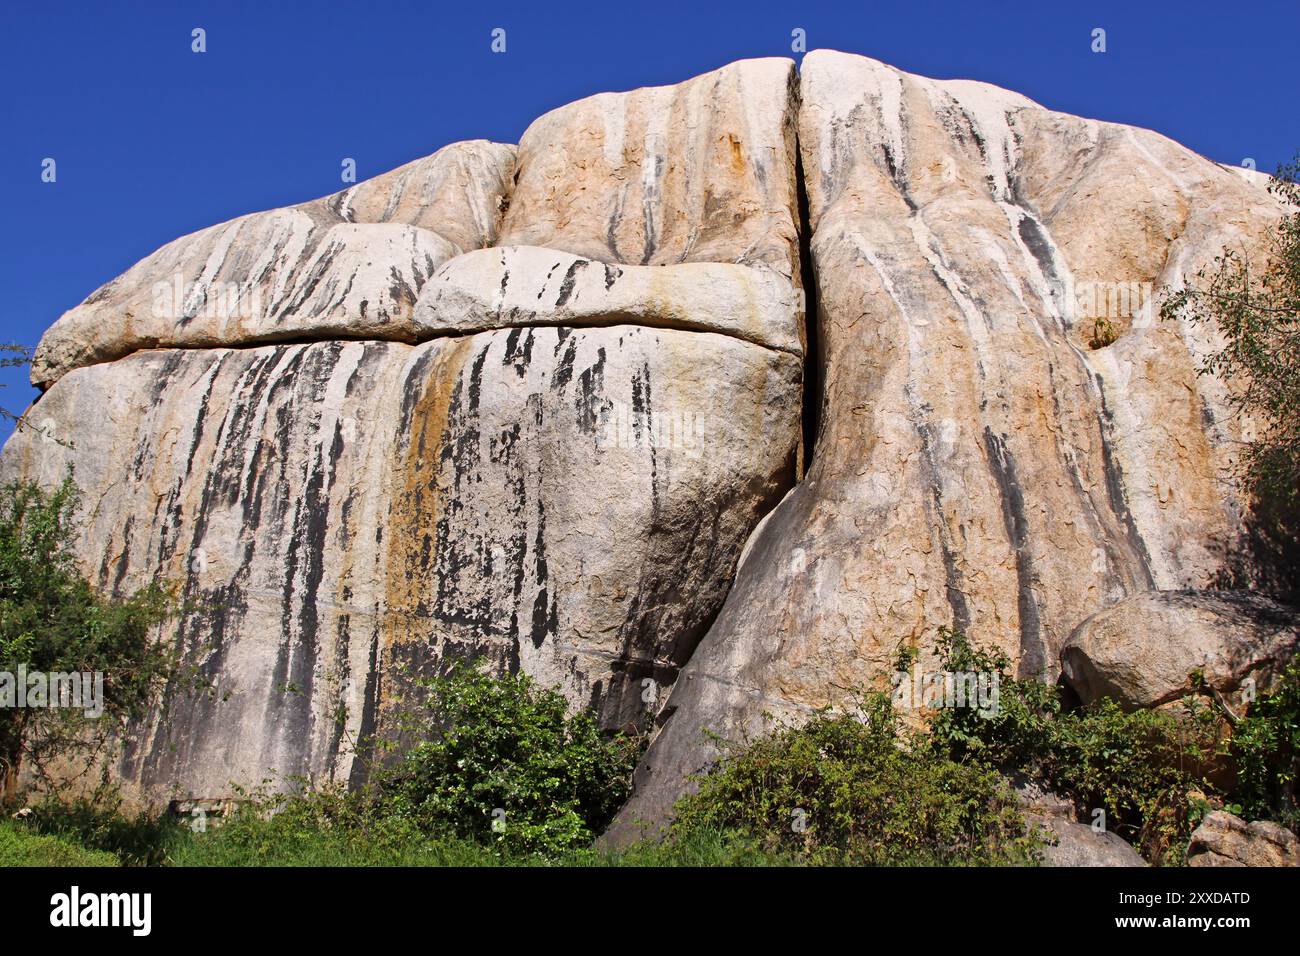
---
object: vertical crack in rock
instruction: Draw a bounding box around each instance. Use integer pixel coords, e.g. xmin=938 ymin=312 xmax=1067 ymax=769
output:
xmin=795 ymin=142 xmax=823 ymax=475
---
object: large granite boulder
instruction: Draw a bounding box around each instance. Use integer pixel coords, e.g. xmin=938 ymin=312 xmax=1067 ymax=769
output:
xmin=3 ymin=330 xmax=798 ymax=796
xmin=498 ymin=57 xmax=801 ymax=279
xmin=1029 ymin=817 xmax=1147 ymax=867
xmin=3 ymin=51 xmax=1288 ymax=821
xmin=31 ymin=142 xmax=518 ymax=387
xmin=2 ymin=57 xmax=804 ymax=800
xmin=414 ymin=245 xmax=803 ymax=354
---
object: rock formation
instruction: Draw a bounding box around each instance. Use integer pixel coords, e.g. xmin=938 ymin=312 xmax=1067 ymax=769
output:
xmin=607 ymin=50 xmax=1289 ymax=836
xmin=3 ymin=57 xmax=804 ymax=798
xmin=1 ymin=51 xmax=1293 ymax=817
xmin=1186 ymin=811 xmax=1300 ymax=867
xmin=1061 ymin=590 xmax=1300 ymax=711
xmin=1016 ymin=779 xmax=1145 ymax=867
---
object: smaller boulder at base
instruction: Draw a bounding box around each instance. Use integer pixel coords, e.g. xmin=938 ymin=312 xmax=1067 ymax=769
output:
xmin=1027 ymin=816 xmax=1147 ymax=867
xmin=1060 ymin=590 xmax=1300 ymax=711
xmin=1186 ymin=811 xmax=1300 ymax=867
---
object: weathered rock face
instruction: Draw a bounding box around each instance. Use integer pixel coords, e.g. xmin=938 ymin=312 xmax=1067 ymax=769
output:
xmin=1013 ymin=778 xmax=1145 ymax=866
xmin=608 ymin=50 xmax=1290 ymax=837
xmin=31 ymin=142 xmax=518 ymax=387
xmin=3 ymin=50 xmax=1292 ymax=816
xmin=1187 ymin=811 xmax=1300 ymax=867
xmin=498 ymin=57 xmax=801 ymax=279
xmin=414 ymin=245 xmax=803 ymax=354
xmin=3 ymin=330 xmax=797 ymax=795
xmin=3 ymin=58 xmax=804 ymax=799
xmin=1061 ymin=590 xmax=1300 ymax=710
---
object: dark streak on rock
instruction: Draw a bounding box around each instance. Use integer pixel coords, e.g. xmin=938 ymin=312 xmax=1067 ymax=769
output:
xmin=556 ymin=259 xmax=589 ymax=308
xmin=983 ymin=427 xmax=1046 ymax=676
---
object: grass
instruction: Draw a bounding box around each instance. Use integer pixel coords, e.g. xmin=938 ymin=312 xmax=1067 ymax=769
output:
xmin=6 ymin=800 xmax=801 ymax=867
xmin=167 ymin=811 xmax=799 ymax=867
xmin=0 ymin=819 xmax=119 ymax=867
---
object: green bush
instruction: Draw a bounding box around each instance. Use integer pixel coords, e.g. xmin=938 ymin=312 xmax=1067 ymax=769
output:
xmin=1229 ymin=657 xmax=1300 ymax=831
xmin=0 ymin=476 xmax=176 ymax=800
xmin=0 ymin=819 xmax=119 ymax=867
xmin=169 ymin=787 xmax=509 ymax=867
xmin=170 ymin=787 xmax=797 ymax=867
xmin=373 ymin=663 xmax=641 ymax=856
xmin=670 ymin=692 xmax=1036 ymax=866
xmin=1161 ymin=154 xmax=1300 ymax=599
xmin=667 ymin=629 xmax=1252 ymax=866
xmin=928 ymin=628 xmax=1220 ymax=864
xmin=1160 ymin=154 xmax=1300 ymax=510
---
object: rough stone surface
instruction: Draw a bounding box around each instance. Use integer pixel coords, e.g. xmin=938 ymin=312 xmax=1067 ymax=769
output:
xmin=1187 ymin=811 xmax=1300 ymax=867
xmin=1028 ymin=816 xmax=1147 ymax=867
xmin=415 ymin=245 xmax=803 ymax=354
xmin=608 ymin=50 xmax=1290 ymax=839
xmin=2 ymin=329 xmax=798 ymax=797
xmin=319 ymin=141 xmax=517 ymax=249
xmin=1013 ymin=777 xmax=1146 ymax=866
xmin=498 ymin=57 xmax=802 ymax=279
xmin=31 ymin=141 xmax=517 ymax=387
xmin=7 ymin=57 xmax=814 ymax=801
xmin=1061 ymin=590 xmax=1300 ymax=710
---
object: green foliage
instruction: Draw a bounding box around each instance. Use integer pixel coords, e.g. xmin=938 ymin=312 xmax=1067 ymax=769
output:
xmin=0 ymin=818 xmax=119 ymax=867
xmin=928 ymin=628 xmax=1220 ymax=864
xmin=670 ymin=692 xmax=1036 ymax=866
xmin=595 ymin=826 xmax=801 ymax=867
xmin=1161 ymin=155 xmax=1300 ymax=509
xmin=0 ymin=477 xmax=176 ymax=799
xmin=373 ymin=663 xmax=641 ymax=856
xmin=668 ymin=628 xmax=1255 ymax=867
xmin=170 ymin=787 xmax=795 ymax=867
xmin=170 ymin=786 xmax=507 ymax=867
xmin=1230 ymin=658 xmax=1300 ymax=830
xmin=0 ymin=344 xmax=36 ymax=435
xmin=1087 ymin=315 xmax=1119 ymax=350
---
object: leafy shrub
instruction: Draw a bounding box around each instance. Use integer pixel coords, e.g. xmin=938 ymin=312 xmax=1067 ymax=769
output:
xmin=170 ymin=786 xmax=798 ymax=867
xmin=1162 ymin=155 xmax=1300 ymax=599
xmin=1161 ymin=155 xmax=1300 ymax=511
xmin=170 ymin=785 xmax=510 ymax=867
xmin=0 ymin=476 xmax=176 ymax=800
xmin=669 ymin=628 xmax=1247 ymax=867
xmin=928 ymin=628 xmax=1220 ymax=864
xmin=374 ymin=663 xmax=642 ymax=856
xmin=670 ymin=692 xmax=1035 ymax=866
xmin=1229 ymin=656 xmax=1300 ymax=831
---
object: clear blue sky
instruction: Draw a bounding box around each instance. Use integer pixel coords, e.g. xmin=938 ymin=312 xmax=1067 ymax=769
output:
xmin=2 ymin=0 xmax=1296 ymax=439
